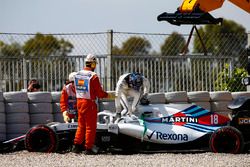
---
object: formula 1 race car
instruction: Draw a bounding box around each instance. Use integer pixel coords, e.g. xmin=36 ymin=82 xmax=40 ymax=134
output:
xmin=1 ymin=96 xmax=250 ymax=154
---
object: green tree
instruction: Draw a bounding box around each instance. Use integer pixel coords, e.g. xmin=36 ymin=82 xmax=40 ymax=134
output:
xmin=0 ymin=41 xmax=22 ymax=57
xmin=215 ymin=64 xmax=247 ymax=92
xmin=193 ymin=19 xmax=247 ymax=56
xmin=112 ymin=36 xmax=151 ymax=56
xmin=23 ymin=33 xmax=73 ymax=57
xmin=161 ymin=32 xmax=186 ymax=56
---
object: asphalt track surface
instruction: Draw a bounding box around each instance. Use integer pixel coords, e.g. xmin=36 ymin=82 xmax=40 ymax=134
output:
xmin=0 ymin=151 xmax=249 ymax=167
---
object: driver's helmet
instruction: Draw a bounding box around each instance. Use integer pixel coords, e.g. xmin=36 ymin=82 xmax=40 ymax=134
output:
xmin=129 ymin=72 xmax=143 ymax=91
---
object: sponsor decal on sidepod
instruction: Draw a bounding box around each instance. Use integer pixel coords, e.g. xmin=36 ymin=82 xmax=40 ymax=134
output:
xmin=147 ymin=130 xmax=188 ymax=141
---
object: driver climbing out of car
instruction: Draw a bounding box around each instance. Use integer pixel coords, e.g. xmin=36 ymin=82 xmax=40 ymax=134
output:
xmin=115 ymin=72 xmax=150 ymax=120
xmin=60 ymin=72 xmax=78 ymax=123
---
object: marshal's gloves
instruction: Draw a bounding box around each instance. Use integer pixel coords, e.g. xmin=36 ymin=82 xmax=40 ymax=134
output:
xmin=107 ymin=92 xmax=116 ymax=100
xmin=63 ymin=111 xmax=70 ymax=123
xmin=140 ymin=94 xmax=150 ymax=105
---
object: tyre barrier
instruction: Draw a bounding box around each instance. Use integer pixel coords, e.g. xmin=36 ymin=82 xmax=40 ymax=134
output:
xmin=28 ymin=93 xmax=53 ymax=126
xmin=4 ymin=95 xmax=30 ymax=140
xmin=52 ymin=103 xmax=64 ymax=123
xmin=165 ymin=91 xmax=188 ymax=103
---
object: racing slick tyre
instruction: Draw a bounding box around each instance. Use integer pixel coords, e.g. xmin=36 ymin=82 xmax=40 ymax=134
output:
xmin=25 ymin=125 xmax=58 ymax=153
xmin=209 ymin=126 xmax=244 ymax=154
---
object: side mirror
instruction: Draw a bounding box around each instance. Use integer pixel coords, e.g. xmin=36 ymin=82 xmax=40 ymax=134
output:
xmin=242 ymin=77 xmax=250 ymax=86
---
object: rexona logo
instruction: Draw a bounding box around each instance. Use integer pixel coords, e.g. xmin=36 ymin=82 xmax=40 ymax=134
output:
xmin=238 ymin=118 xmax=250 ymax=124
xmin=161 ymin=117 xmax=198 ymax=123
xmin=147 ymin=130 xmax=188 ymax=141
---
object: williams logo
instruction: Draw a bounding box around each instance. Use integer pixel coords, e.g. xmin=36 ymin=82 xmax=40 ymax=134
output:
xmin=238 ymin=118 xmax=250 ymax=124
xmin=147 ymin=130 xmax=188 ymax=141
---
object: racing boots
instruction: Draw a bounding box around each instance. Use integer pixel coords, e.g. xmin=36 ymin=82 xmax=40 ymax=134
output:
xmin=84 ymin=145 xmax=99 ymax=155
xmin=72 ymin=144 xmax=84 ymax=154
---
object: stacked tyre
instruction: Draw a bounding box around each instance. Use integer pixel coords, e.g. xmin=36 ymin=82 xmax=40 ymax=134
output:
xmin=4 ymin=92 xmax=30 ymax=140
xmin=51 ymin=92 xmax=63 ymax=122
xmin=210 ymin=91 xmax=232 ymax=118
xmin=165 ymin=91 xmax=188 ymax=104
xmin=28 ymin=92 xmax=53 ymax=127
xmin=0 ymin=92 xmax=6 ymax=141
xmin=187 ymin=91 xmax=211 ymax=110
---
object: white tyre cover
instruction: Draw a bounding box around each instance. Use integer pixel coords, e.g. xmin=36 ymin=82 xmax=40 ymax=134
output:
xmin=165 ymin=91 xmax=188 ymax=103
xmin=187 ymin=91 xmax=210 ymax=102
xmin=51 ymin=92 xmax=62 ymax=102
xmin=52 ymin=103 xmax=61 ymax=113
xmin=148 ymin=93 xmax=166 ymax=104
xmin=0 ymin=113 xmax=6 ymax=123
xmin=209 ymin=91 xmax=232 ymax=101
xmin=0 ymin=133 xmax=6 ymax=141
xmin=28 ymin=92 xmax=52 ymax=103
xmin=3 ymin=92 xmax=28 ymax=102
xmin=6 ymin=123 xmax=30 ymax=134
xmin=5 ymin=102 xmax=29 ymax=113
xmin=0 ymin=102 xmax=4 ymax=113
xmin=6 ymin=113 xmax=30 ymax=124
xmin=30 ymin=114 xmax=53 ymax=124
xmin=6 ymin=133 xmax=25 ymax=140
xmin=191 ymin=102 xmax=211 ymax=111
xmin=29 ymin=103 xmax=52 ymax=114
xmin=53 ymin=113 xmax=64 ymax=123
xmin=0 ymin=92 xmax=3 ymax=102
xmin=211 ymin=101 xmax=231 ymax=112
xmin=231 ymin=92 xmax=250 ymax=99
xmin=99 ymin=101 xmax=115 ymax=113
xmin=0 ymin=124 xmax=6 ymax=133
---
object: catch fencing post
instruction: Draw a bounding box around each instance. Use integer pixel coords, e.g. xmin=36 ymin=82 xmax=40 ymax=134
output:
xmin=106 ymin=30 xmax=113 ymax=91
xmin=247 ymin=32 xmax=250 ymax=91
xmin=23 ymin=57 xmax=27 ymax=90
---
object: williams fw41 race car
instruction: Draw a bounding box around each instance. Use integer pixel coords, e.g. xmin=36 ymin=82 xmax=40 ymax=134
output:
xmin=1 ymin=96 xmax=250 ymax=154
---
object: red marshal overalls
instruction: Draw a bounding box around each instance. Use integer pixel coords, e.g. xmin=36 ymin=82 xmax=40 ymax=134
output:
xmin=74 ymin=67 xmax=108 ymax=150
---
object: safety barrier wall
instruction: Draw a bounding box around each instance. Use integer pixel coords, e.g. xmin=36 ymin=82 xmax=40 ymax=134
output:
xmin=1 ymin=91 xmax=250 ymax=141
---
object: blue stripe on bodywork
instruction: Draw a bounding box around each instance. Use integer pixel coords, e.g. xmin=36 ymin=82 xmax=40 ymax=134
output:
xmin=191 ymin=109 xmax=210 ymax=117
xmin=184 ymin=123 xmax=221 ymax=132
xmin=184 ymin=124 xmax=214 ymax=133
xmin=183 ymin=105 xmax=201 ymax=114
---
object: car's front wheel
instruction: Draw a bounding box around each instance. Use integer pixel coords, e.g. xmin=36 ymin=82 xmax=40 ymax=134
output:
xmin=25 ymin=125 xmax=58 ymax=153
xmin=209 ymin=126 xmax=244 ymax=154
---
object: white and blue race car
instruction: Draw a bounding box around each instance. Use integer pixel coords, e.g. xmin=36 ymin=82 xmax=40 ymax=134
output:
xmin=1 ymin=96 xmax=250 ymax=154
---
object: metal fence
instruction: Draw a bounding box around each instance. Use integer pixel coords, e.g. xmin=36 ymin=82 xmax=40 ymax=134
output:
xmin=0 ymin=31 xmax=249 ymax=92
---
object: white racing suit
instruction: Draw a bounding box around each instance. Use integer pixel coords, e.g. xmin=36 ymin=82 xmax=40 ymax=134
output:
xmin=115 ymin=73 xmax=150 ymax=116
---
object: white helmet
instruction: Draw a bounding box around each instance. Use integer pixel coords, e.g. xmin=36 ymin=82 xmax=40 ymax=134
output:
xmin=68 ymin=72 xmax=77 ymax=82
xmin=85 ymin=53 xmax=98 ymax=64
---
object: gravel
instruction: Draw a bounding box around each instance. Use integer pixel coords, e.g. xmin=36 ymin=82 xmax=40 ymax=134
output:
xmin=0 ymin=151 xmax=249 ymax=167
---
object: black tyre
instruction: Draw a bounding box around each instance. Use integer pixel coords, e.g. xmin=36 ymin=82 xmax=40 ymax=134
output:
xmin=25 ymin=125 xmax=58 ymax=153
xmin=209 ymin=126 xmax=244 ymax=154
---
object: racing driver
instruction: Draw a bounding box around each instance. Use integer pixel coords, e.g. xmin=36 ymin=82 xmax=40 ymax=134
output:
xmin=115 ymin=72 xmax=150 ymax=120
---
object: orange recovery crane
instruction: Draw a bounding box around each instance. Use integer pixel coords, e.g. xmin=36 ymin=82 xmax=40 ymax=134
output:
xmin=158 ymin=0 xmax=250 ymax=26
xmin=157 ymin=0 xmax=250 ymax=55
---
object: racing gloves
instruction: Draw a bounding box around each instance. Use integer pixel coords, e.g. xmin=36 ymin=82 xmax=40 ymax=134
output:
xmin=63 ymin=111 xmax=70 ymax=123
xmin=140 ymin=94 xmax=150 ymax=105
